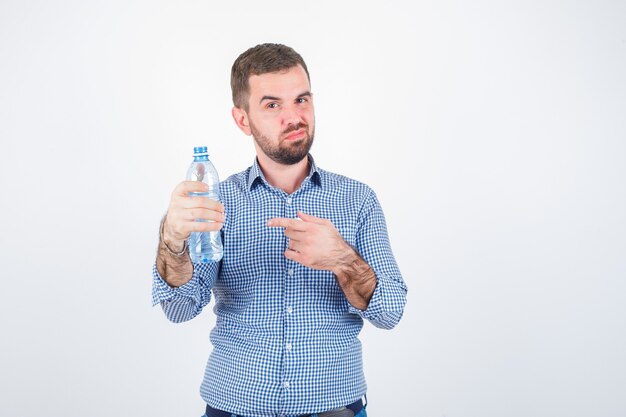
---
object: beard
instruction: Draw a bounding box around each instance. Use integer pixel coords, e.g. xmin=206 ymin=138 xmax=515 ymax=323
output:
xmin=250 ymin=121 xmax=315 ymax=165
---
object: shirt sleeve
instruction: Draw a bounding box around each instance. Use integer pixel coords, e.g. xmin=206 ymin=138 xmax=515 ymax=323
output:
xmin=151 ymin=261 xmax=220 ymax=323
xmin=347 ymin=187 xmax=408 ymax=329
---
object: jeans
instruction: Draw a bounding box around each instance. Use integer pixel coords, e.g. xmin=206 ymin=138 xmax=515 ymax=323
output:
xmin=354 ymin=408 xmax=367 ymax=417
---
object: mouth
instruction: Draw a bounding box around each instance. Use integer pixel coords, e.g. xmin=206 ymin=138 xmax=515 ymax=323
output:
xmin=283 ymin=129 xmax=306 ymax=141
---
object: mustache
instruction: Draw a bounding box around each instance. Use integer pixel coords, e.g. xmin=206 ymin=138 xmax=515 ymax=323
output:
xmin=282 ymin=123 xmax=308 ymax=135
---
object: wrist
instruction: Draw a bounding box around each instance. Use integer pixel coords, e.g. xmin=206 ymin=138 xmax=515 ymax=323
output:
xmin=163 ymin=231 xmax=186 ymax=252
xmin=331 ymin=244 xmax=360 ymax=276
xmin=160 ymin=215 xmax=188 ymax=256
xmin=163 ymin=236 xmax=186 ymax=253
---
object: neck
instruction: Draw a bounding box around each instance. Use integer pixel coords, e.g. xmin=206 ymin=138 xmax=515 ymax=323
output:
xmin=256 ymin=153 xmax=310 ymax=194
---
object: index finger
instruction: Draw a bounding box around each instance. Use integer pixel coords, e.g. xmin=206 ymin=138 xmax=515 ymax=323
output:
xmin=267 ymin=217 xmax=305 ymax=230
xmin=172 ymin=181 xmax=210 ymax=197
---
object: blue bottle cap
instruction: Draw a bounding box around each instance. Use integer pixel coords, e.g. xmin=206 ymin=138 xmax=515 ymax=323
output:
xmin=193 ymin=146 xmax=208 ymax=154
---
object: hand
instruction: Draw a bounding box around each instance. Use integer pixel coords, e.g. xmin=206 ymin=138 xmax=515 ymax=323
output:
xmin=267 ymin=211 xmax=353 ymax=272
xmin=162 ymin=181 xmax=225 ymax=251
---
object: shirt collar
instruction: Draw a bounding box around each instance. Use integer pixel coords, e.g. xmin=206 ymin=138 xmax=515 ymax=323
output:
xmin=248 ymin=154 xmax=322 ymax=191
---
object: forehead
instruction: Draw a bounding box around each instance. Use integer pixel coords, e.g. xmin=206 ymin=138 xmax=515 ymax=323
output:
xmin=248 ymin=65 xmax=311 ymax=99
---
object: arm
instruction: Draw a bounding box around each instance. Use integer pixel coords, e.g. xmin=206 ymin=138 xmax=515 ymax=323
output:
xmin=347 ymin=189 xmax=407 ymax=329
xmin=156 ymin=215 xmax=193 ymax=287
xmin=332 ymin=247 xmax=378 ymax=311
xmin=152 ymin=181 xmax=225 ymax=322
xmin=267 ymin=192 xmax=407 ymax=328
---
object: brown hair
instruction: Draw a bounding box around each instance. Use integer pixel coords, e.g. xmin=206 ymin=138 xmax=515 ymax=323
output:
xmin=231 ymin=43 xmax=310 ymax=111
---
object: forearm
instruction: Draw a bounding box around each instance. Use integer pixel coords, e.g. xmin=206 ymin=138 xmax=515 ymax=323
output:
xmin=332 ymin=247 xmax=377 ymax=311
xmin=156 ymin=216 xmax=193 ymax=288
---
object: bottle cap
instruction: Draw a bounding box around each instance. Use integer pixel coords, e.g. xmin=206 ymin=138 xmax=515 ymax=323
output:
xmin=193 ymin=146 xmax=209 ymax=156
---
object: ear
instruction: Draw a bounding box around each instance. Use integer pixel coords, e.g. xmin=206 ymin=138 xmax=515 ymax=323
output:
xmin=231 ymin=107 xmax=252 ymax=136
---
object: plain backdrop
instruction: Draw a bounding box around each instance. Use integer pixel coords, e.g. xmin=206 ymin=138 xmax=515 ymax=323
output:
xmin=1 ymin=1 xmax=625 ymax=416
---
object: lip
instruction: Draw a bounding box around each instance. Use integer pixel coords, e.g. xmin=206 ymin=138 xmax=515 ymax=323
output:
xmin=284 ymin=129 xmax=306 ymax=141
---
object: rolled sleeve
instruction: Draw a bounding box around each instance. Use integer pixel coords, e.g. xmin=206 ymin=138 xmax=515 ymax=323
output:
xmin=348 ymin=273 xmax=408 ymax=329
xmin=151 ymin=262 xmax=219 ymax=323
xmin=350 ymin=188 xmax=408 ymax=329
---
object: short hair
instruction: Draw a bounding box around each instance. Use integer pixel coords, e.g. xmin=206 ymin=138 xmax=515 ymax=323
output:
xmin=230 ymin=43 xmax=310 ymax=111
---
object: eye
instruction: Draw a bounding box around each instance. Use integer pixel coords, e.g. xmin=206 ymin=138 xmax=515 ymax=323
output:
xmin=296 ymin=97 xmax=308 ymax=104
xmin=266 ymin=102 xmax=279 ymax=109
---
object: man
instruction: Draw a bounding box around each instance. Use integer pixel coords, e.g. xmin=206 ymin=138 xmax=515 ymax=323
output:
xmin=153 ymin=43 xmax=407 ymax=417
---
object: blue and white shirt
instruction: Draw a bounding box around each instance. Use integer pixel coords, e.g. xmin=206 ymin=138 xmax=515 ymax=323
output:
xmin=152 ymin=156 xmax=407 ymax=417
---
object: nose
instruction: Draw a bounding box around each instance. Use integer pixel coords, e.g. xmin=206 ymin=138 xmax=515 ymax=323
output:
xmin=281 ymin=104 xmax=304 ymax=129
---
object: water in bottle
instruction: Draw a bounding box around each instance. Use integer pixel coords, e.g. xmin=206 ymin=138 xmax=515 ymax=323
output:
xmin=186 ymin=146 xmax=223 ymax=263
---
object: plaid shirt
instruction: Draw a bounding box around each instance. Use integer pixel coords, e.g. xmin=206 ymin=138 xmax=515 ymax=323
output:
xmin=152 ymin=156 xmax=407 ymax=417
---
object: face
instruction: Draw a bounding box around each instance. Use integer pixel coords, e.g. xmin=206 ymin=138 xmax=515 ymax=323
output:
xmin=241 ymin=65 xmax=315 ymax=165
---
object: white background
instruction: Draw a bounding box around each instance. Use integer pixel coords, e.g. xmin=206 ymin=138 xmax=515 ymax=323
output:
xmin=1 ymin=1 xmax=625 ymax=416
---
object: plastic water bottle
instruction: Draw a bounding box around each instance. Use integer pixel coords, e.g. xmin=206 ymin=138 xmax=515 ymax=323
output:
xmin=186 ymin=146 xmax=223 ymax=263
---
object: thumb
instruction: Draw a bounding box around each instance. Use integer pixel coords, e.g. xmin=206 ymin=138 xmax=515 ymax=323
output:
xmin=297 ymin=211 xmax=328 ymax=225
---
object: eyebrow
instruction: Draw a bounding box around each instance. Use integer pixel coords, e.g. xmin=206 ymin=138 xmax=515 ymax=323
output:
xmin=259 ymin=91 xmax=312 ymax=104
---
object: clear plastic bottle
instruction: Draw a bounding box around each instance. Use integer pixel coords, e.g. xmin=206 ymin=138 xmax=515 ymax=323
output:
xmin=186 ymin=146 xmax=223 ymax=263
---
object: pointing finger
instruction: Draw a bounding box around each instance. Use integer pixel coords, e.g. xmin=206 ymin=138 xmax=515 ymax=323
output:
xmin=297 ymin=211 xmax=330 ymax=225
xmin=267 ymin=217 xmax=306 ymax=230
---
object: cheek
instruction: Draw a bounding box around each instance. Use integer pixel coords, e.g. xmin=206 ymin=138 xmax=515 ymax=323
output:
xmin=254 ymin=116 xmax=277 ymax=132
xmin=302 ymin=108 xmax=315 ymax=122
xmin=262 ymin=121 xmax=284 ymax=139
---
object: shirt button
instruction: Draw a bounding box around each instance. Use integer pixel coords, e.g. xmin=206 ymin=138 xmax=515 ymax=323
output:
xmin=286 ymin=306 xmax=293 ymax=314
xmin=286 ymin=343 xmax=292 ymax=352
xmin=287 ymin=268 xmax=294 ymax=276
xmin=283 ymin=381 xmax=290 ymax=389
xmin=286 ymin=197 xmax=292 ymax=205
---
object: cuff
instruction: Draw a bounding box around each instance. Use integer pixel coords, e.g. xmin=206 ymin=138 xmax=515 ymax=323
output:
xmin=348 ymin=274 xmax=407 ymax=329
xmin=151 ymin=263 xmax=201 ymax=306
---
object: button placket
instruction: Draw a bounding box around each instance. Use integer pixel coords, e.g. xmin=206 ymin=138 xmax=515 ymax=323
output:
xmin=281 ymin=195 xmax=297 ymax=406
xmin=282 ymin=193 xmax=298 ymax=406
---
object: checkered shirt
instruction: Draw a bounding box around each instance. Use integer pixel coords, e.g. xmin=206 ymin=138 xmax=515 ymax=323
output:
xmin=152 ymin=156 xmax=407 ymax=417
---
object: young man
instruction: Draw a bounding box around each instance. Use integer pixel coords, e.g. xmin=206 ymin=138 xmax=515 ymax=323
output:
xmin=153 ymin=43 xmax=407 ymax=417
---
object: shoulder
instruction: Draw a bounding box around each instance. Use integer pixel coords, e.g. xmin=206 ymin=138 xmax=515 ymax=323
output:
xmin=219 ymin=167 xmax=251 ymax=190
xmin=216 ymin=167 xmax=255 ymax=203
xmin=318 ymin=167 xmax=375 ymax=200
